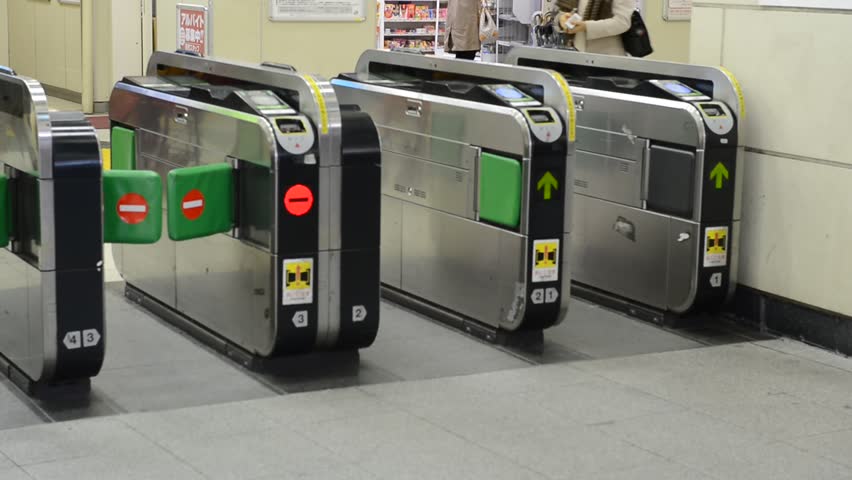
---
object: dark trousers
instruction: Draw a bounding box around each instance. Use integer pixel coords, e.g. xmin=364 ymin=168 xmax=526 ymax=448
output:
xmin=454 ymin=50 xmax=478 ymax=60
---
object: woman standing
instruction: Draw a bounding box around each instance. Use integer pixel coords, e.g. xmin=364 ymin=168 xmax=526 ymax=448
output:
xmin=446 ymin=0 xmax=481 ymax=60
xmin=557 ymin=0 xmax=634 ymax=56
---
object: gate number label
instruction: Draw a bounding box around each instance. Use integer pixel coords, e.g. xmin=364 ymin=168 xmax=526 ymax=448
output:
xmin=531 ymin=288 xmax=560 ymax=305
xmin=292 ymin=311 xmax=309 ymax=328
xmin=353 ymin=305 xmax=367 ymax=323
xmin=63 ymin=329 xmax=101 ymax=350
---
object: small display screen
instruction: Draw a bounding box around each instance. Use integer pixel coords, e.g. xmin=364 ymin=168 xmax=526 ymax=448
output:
xmin=665 ymin=82 xmax=694 ymax=95
xmin=250 ymin=91 xmax=282 ymax=107
xmin=495 ymin=86 xmax=525 ymax=100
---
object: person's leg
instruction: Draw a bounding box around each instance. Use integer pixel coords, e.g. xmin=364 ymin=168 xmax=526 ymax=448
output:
xmin=454 ymin=50 xmax=478 ymax=60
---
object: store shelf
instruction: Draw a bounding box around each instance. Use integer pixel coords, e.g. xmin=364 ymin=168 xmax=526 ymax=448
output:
xmin=385 ymin=19 xmax=440 ymax=23
xmin=385 ymin=33 xmax=438 ymax=37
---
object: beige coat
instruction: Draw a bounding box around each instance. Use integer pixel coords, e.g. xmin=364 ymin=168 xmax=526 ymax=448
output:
xmin=446 ymin=0 xmax=481 ymax=52
xmin=572 ymin=0 xmax=633 ymax=56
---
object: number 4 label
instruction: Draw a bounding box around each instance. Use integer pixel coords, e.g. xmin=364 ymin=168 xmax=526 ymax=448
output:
xmin=63 ymin=329 xmax=101 ymax=350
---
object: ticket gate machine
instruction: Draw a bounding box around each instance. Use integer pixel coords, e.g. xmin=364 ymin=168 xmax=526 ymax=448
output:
xmin=109 ymin=53 xmax=382 ymax=362
xmin=333 ymin=50 xmax=576 ymax=337
xmin=504 ymin=47 xmax=745 ymax=319
xmin=0 ymin=69 xmax=105 ymax=392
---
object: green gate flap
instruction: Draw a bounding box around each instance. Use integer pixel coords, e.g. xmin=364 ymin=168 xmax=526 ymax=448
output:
xmin=167 ymin=163 xmax=234 ymax=241
xmin=0 ymin=175 xmax=8 ymax=248
xmin=111 ymin=126 xmax=136 ymax=170
xmin=479 ymin=152 xmax=522 ymax=229
xmin=103 ymin=170 xmax=162 ymax=244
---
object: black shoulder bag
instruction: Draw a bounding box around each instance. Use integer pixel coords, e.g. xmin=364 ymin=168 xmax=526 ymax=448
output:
xmin=621 ymin=10 xmax=653 ymax=57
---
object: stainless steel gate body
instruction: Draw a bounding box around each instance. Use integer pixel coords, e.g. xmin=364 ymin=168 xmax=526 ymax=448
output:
xmin=505 ymin=47 xmax=745 ymax=314
xmin=0 ymin=69 xmax=104 ymax=389
xmin=111 ymin=53 xmax=381 ymax=357
xmin=333 ymin=50 xmax=576 ymax=332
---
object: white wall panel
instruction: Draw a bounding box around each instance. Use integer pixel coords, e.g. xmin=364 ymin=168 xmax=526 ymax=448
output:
xmin=688 ymin=6 xmax=723 ymax=66
xmin=722 ymin=8 xmax=852 ymax=164
xmin=739 ymin=151 xmax=852 ymax=315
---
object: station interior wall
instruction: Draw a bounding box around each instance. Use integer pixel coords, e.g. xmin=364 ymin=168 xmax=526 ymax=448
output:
xmin=690 ymin=1 xmax=852 ymax=318
xmin=154 ymin=0 xmax=378 ymax=79
xmin=644 ymin=1 xmax=691 ymax=63
xmin=5 ymin=0 xmax=81 ymax=96
xmin=0 ymin=0 xmax=7 ymax=66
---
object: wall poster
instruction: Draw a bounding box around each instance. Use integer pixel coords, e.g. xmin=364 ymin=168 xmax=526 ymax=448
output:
xmin=663 ymin=0 xmax=692 ymax=21
xmin=269 ymin=0 xmax=367 ymax=22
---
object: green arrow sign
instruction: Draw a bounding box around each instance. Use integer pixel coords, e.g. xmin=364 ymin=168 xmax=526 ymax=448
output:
xmin=709 ymin=162 xmax=729 ymax=190
xmin=537 ymin=171 xmax=559 ymax=200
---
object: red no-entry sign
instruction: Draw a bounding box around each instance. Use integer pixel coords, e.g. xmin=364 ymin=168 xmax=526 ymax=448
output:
xmin=182 ymin=189 xmax=205 ymax=220
xmin=116 ymin=193 xmax=149 ymax=225
xmin=284 ymin=184 xmax=314 ymax=217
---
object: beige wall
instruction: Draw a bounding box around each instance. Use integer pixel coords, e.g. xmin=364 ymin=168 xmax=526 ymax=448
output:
xmin=644 ymin=0 xmax=691 ymax=63
xmin=0 ymin=0 xmax=8 ymax=66
xmin=155 ymin=0 xmax=377 ymax=78
xmin=690 ymin=2 xmax=852 ymax=316
xmin=7 ymin=0 xmax=82 ymax=93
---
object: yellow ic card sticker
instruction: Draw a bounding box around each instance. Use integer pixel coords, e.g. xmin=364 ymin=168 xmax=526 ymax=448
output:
xmin=532 ymin=239 xmax=560 ymax=283
xmin=704 ymin=227 xmax=729 ymax=268
xmin=283 ymin=258 xmax=314 ymax=306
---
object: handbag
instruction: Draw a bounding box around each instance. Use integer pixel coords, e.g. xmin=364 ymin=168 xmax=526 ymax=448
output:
xmin=480 ymin=3 xmax=499 ymax=43
xmin=621 ymin=10 xmax=653 ymax=57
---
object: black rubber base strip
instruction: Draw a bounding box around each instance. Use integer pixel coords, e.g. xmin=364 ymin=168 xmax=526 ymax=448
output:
xmin=571 ymin=282 xmax=685 ymax=327
xmin=381 ymin=285 xmax=542 ymax=347
xmin=0 ymin=351 xmax=90 ymax=400
xmin=729 ymin=286 xmax=852 ymax=356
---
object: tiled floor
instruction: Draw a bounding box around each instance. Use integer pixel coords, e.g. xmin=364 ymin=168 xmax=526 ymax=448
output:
xmin=46 ymin=96 xmax=82 ymax=113
xmin=1 ymin=339 xmax=852 ymax=479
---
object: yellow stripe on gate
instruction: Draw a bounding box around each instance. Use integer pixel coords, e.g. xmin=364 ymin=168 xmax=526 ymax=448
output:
xmin=304 ymin=75 xmax=329 ymax=135
xmin=102 ymin=148 xmax=111 ymax=171
xmin=550 ymin=71 xmax=576 ymax=143
xmin=718 ymin=66 xmax=746 ymax=119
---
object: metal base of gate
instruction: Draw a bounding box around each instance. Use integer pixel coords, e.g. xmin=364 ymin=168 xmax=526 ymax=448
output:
xmin=381 ymin=285 xmax=545 ymax=347
xmin=124 ymin=283 xmax=272 ymax=372
xmin=571 ymin=282 xmax=694 ymax=329
xmin=0 ymin=353 xmax=91 ymax=400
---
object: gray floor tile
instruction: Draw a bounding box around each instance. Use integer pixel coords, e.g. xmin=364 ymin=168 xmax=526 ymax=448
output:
xmin=248 ymin=387 xmax=401 ymax=427
xmin=120 ymin=401 xmax=277 ymax=448
xmin=598 ymin=410 xmax=772 ymax=473
xmin=789 ymin=428 xmax=852 ymax=470
xmin=406 ymin=391 xmax=576 ymax=442
xmin=166 ymin=426 xmax=338 ymax=480
xmin=708 ymin=441 xmax=852 ymax=480
xmin=296 ymin=411 xmax=452 ymax=463
xmin=360 ymin=442 xmax=549 ymax=480
xmin=360 ymin=305 xmax=531 ymax=381
xmin=22 ymin=450 xmax=205 ymax=480
xmin=301 ymin=410 xmax=547 ymax=480
xmin=0 ymin=467 xmax=32 ymax=480
xmin=252 ymin=462 xmax=380 ymax=480
xmin=0 ymin=418 xmax=156 ymax=466
xmin=471 ymin=423 xmax=659 ymax=478
xmin=101 ymin=291 xmax=217 ymax=370
xmin=91 ymin=359 xmax=275 ymax=412
xmin=433 ymin=363 xmax=600 ymax=395
xmin=696 ymin=392 xmax=852 ymax=441
xmin=543 ymin=299 xmax=704 ymax=360
xmin=584 ymin=460 xmax=719 ymax=480
xmin=0 ymin=382 xmax=46 ymax=431
xmin=0 ymin=453 xmax=12 ymax=470
xmin=0 ymin=419 xmax=168 ymax=466
xmin=521 ymin=376 xmax=682 ymax=425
